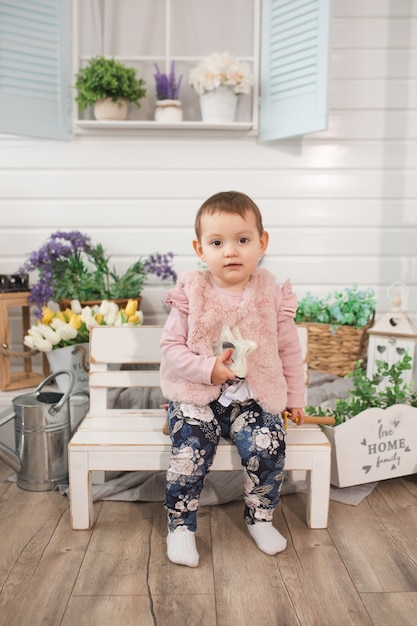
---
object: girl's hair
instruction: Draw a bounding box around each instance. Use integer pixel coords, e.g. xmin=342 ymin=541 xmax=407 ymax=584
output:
xmin=194 ymin=191 xmax=264 ymax=240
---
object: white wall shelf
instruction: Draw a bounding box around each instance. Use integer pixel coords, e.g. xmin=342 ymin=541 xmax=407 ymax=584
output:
xmin=74 ymin=120 xmax=254 ymax=133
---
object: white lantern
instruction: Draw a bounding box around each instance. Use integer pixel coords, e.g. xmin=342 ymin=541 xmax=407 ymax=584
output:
xmin=366 ymin=284 xmax=417 ymax=390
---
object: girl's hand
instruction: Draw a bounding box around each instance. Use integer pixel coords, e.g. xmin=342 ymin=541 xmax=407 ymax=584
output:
xmin=211 ymin=349 xmax=237 ymax=385
xmin=285 ymin=407 xmax=306 ymax=426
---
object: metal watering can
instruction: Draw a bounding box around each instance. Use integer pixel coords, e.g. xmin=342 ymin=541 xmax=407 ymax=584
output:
xmin=0 ymin=370 xmax=75 ymax=491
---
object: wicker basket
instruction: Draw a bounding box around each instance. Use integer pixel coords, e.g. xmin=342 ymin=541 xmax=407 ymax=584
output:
xmin=58 ymin=297 xmax=142 ymax=312
xmin=296 ymin=316 xmax=374 ymax=377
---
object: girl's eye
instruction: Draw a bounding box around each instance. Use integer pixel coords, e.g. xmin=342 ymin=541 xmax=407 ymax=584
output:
xmin=211 ymin=239 xmax=222 ymax=247
xmin=238 ymin=237 xmax=249 ymax=244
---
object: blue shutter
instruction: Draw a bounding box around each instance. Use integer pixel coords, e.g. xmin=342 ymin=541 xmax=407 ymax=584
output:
xmin=0 ymin=0 xmax=72 ymax=140
xmin=259 ymin=0 xmax=331 ymax=141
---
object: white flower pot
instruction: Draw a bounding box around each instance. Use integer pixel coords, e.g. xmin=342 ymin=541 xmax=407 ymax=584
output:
xmin=93 ymin=97 xmax=128 ymax=121
xmin=154 ymin=99 xmax=183 ymax=122
xmin=47 ymin=343 xmax=90 ymax=393
xmin=199 ymin=86 xmax=238 ymax=123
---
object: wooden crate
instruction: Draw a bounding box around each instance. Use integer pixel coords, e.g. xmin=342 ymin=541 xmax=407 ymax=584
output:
xmin=0 ymin=292 xmax=48 ymax=391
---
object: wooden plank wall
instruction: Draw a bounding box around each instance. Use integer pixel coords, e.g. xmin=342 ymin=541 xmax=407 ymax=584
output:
xmin=0 ymin=0 xmax=416 ymax=340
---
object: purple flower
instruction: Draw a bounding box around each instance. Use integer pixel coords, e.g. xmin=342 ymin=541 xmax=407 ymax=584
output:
xmin=19 ymin=231 xmax=91 ymax=318
xmin=144 ymin=252 xmax=177 ymax=282
xmin=154 ymin=61 xmax=183 ymax=100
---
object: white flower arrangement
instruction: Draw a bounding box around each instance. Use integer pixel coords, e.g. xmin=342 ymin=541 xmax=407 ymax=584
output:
xmin=189 ymin=51 xmax=253 ymax=96
xmin=23 ymin=299 xmax=143 ymax=353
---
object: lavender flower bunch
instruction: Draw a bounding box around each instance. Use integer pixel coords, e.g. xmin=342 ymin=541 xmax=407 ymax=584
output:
xmin=154 ymin=61 xmax=183 ymax=100
xmin=18 ymin=230 xmax=177 ymax=319
xmin=19 ymin=231 xmax=91 ymax=318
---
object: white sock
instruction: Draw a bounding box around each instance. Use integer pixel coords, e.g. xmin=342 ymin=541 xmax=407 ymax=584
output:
xmin=167 ymin=528 xmax=199 ymax=568
xmin=247 ymin=522 xmax=287 ymax=555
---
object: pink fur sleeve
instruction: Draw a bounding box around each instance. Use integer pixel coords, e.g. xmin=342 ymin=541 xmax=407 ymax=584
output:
xmin=164 ymin=280 xmax=189 ymax=315
xmin=278 ymin=278 xmax=298 ymax=321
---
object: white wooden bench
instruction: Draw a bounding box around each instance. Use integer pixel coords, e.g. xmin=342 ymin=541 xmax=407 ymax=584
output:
xmin=68 ymin=325 xmax=331 ymax=530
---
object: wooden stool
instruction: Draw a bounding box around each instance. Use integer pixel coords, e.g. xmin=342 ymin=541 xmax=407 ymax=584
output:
xmin=0 ymin=291 xmax=47 ymax=391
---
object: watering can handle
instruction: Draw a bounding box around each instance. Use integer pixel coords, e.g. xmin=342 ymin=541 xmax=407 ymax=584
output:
xmin=35 ymin=370 xmax=76 ymax=417
xmin=0 ymin=409 xmax=16 ymax=428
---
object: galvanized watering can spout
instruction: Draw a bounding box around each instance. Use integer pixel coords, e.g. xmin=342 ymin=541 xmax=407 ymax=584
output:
xmin=0 ymin=370 xmax=75 ymax=491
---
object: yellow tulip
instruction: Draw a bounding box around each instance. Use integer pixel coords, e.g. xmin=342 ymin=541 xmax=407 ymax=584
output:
xmin=69 ymin=314 xmax=82 ymax=330
xmin=55 ymin=310 xmax=65 ymax=322
xmin=95 ymin=313 xmax=103 ymax=325
xmin=128 ymin=314 xmax=140 ymax=324
xmin=63 ymin=308 xmax=72 ymax=322
xmin=124 ymin=299 xmax=138 ymax=317
xmin=41 ymin=307 xmax=54 ymax=325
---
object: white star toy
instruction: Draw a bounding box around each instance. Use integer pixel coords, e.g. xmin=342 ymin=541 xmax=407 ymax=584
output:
xmin=213 ymin=325 xmax=257 ymax=378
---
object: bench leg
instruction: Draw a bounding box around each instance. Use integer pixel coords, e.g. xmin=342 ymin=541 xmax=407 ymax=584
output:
xmin=305 ymin=450 xmax=331 ymax=529
xmin=68 ymin=448 xmax=94 ymax=530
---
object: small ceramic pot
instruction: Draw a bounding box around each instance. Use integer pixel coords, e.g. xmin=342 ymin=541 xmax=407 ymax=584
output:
xmin=154 ymin=99 xmax=183 ymax=123
xmin=93 ymin=97 xmax=128 ymax=121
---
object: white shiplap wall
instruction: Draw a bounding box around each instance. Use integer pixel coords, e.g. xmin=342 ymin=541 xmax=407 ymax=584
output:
xmin=0 ymin=0 xmax=416 ymax=340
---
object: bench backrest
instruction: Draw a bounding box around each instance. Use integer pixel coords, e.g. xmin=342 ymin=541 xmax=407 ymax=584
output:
xmin=88 ymin=324 xmax=308 ymax=413
xmin=89 ymin=325 xmax=164 ymax=412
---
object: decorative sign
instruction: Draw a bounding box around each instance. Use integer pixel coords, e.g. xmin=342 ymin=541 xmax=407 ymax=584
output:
xmin=322 ymin=405 xmax=417 ymax=488
xmin=46 ymin=343 xmax=90 ymax=394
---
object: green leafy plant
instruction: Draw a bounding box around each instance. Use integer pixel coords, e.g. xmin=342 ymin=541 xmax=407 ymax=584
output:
xmin=295 ymin=284 xmax=376 ymax=330
xmin=74 ymin=55 xmax=147 ymax=110
xmin=306 ymin=353 xmax=417 ymax=426
xmin=51 ymin=244 xmax=149 ymax=302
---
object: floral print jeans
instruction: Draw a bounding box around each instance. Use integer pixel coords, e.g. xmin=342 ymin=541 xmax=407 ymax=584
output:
xmin=165 ymin=397 xmax=286 ymax=532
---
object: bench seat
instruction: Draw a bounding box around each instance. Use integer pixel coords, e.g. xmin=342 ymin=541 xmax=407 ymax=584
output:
xmin=68 ymin=326 xmax=331 ymax=531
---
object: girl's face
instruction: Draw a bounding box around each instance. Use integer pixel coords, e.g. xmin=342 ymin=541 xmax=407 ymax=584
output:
xmin=192 ymin=209 xmax=269 ymax=291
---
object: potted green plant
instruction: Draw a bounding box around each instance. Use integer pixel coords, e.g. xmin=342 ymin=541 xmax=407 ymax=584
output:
xmin=18 ymin=230 xmax=177 ymax=319
xmin=295 ymin=285 xmax=376 ymax=377
xmin=74 ymin=55 xmax=147 ymax=120
xmin=306 ymin=353 xmax=417 ymax=487
xmin=153 ymin=61 xmax=183 ymax=122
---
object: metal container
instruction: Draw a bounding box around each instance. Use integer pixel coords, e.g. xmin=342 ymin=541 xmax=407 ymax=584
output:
xmin=0 ymin=370 xmax=75 ymax=491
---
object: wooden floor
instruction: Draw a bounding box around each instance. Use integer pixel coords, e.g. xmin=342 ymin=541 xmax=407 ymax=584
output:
xmin=0 ymin=460 xmax=416 ymax=626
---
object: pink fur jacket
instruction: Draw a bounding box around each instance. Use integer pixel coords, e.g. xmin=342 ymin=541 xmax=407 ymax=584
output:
xmin=160 ymin=269 xmax=305 ymax=414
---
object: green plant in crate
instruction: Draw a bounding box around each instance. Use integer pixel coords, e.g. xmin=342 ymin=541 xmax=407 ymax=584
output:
xmin=306 ymin=353 xmax=417 ymax=425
